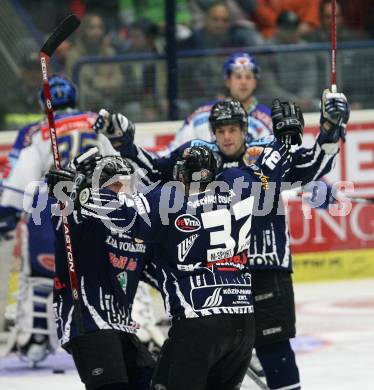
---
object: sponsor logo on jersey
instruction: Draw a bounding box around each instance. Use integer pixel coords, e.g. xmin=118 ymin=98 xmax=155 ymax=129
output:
xmin=202 ymin=288 xmax=223 ymax=308
xmin=117 ymin=271 xmax=128 ymax=293
xmin=109 ymin=252 xmax=138 ymax=270
xmin=175 ymin=214 xmax=201 ymax=232
xmin=177 ymin=262 xmax=202 ymax=272
xmin=177 ymin=234 xmax=199 ymax=262
xmin=191 ymin=283 xmax=253 ymax=313
xmin=207 ymin=247 xmax=234 ymax=262
xmin=254 ymin=171 xmax=270 ymax=190
xmin=41 ymin=114 xmax=95 ymax=140
xmin=37 ymin=254 xmax=55 ymax=272
xmin=187 ymin=189 xmax=235 ymax=208
xmin=222 ymin=161 xmax=239 ymax=169
xmin=208 ymin=250 xmax=248 ymax=271
xmin=248 ymin=252 xmax=281 ymax=267
xmin=105 ymin=235 xmax=146 ymax=253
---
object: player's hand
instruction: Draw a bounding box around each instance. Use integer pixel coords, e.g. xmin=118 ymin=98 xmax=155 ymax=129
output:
xmin=46 ymin=168 xmax=91 ymax=207
xmin=46 ymin=168 xmax=75 ymax=197
xmin=93 ymin=109 xmax=135 ymax=150
xmin=320 ymin=89 xmax=350 ymax=143
xmin=271 ymin=99 xmax=304 ymax=146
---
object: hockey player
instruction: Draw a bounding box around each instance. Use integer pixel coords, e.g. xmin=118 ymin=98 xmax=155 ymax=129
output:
xmin=47 ymin=153 xmax=156 ymax=390
xmin=48 ymin=129 xmax=295 ymax=389
xmin=0 ymin=75 xmax=117 ymax=365
xmin=167 ymin=51 xmax=272 ymax=150
xmin=93 ymin=90 xmax=350 ymax=390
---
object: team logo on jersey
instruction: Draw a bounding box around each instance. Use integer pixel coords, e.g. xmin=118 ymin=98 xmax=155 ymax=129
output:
xmin=177 ymin=234 xmax=199 ymax=262
xmin=175 ymin=214 xmax=201 ymax=232
xmin=243 ymin=146 xmax=264 ymax=166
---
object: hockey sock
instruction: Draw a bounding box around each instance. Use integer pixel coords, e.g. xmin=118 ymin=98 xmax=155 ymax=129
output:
xmin=256 ymin=340 xmax=300 ymax=390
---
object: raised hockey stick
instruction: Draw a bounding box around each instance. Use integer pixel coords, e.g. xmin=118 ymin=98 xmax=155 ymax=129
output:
xmin=329 ymin=0 xmax=347 ymax=144
xmin=39 ymin=14 xmax=84 ymax=334
xmin=331 ymin=0 xmax=337 ymax=93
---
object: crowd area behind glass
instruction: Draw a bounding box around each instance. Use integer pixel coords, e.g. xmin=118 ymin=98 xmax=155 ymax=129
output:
xmin=0 ymin=0 xmax=372 ymax=129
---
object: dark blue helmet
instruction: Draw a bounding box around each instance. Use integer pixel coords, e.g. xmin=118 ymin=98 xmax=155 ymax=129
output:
xmin=39 ymin=75 xmax=77 ymax=110
xmin=223 ymin=52 xmax=261 ymax=80
xmin=173 ymin=146 xmax=217 ymax=185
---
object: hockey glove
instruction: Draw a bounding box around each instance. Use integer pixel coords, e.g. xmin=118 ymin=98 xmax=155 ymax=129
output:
xmin=46 ymin=167 xmax=76 ymax=197
xmin=46 ymin=168 xmax=91 ymax=208
xmin=72 ymin=147 xmax=101 ymax=181
xmin=271 ymin=99 xmax=304 ymax=146
xmin=319 ymin=89 xmax=350 ymax=143
xmin=93 ymin=109 xmax=135 ymax=150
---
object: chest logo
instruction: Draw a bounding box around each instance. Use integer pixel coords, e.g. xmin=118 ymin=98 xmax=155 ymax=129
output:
xmin=175 ymin=214 xmax=201 ymax=232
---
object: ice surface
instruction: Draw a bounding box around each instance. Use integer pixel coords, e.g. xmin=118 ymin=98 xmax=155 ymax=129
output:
xmin=1 ymin=279 xmax=373 ymax=390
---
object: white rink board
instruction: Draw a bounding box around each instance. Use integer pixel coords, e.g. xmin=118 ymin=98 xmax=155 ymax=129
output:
xmin=1 ymin=109 xmax=374 ymax=197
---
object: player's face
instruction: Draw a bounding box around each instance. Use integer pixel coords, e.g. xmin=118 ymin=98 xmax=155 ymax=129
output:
xmin=226 ymin=70 xmax=257 ymax=104
xmin=215 ymin=123 xmax=246 ymax=159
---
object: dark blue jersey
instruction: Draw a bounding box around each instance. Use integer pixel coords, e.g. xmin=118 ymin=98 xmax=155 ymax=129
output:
xmin=82 ymin=139 xmax=291 ymax=319
xmin=118 ymin=135 xmax=339 ymax=273
xmin=52 ymin=210 xmax=154 ymax=346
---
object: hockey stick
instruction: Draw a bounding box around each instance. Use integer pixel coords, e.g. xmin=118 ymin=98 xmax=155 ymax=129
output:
xmin=39 ymin=14 xmax=84 ymax=334
xmin=329 ymin=0 xmax=347 ymax=144
xmin=331 ymin=0 xmax=337 ymax=93
xmin=246 ymin=365 xmax=270 ymax=390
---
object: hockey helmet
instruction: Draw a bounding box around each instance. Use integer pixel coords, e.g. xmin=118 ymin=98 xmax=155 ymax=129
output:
xmin=173 ymin=146 xmax=218 ymax=184
xmin=39 ymin=74 xmax=77 ymax=110
xmin=223 ymin=52 xmax=261 ymax=79
xmin=209 ymin=98 xmax=248 ymax=133
xmin=73 ymin=148 xmax=134 ymax=189
xmin=94 ymin=156 xmax=134 ymax=189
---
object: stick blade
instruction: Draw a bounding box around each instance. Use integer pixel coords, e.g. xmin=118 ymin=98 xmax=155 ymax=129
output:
xmin=41 ymin=14 xmax=80 ymax=56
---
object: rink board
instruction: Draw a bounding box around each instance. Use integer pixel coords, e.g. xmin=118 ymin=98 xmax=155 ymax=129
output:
xmin=293 ymin=248 xmax=374 ymax=282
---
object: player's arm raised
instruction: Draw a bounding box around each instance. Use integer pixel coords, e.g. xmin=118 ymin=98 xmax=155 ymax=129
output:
xmin=93 ymin=108 xmax=179 ymax=182
xmin=253 ymin=99 xmax=302 ymax=183
xmin=287 ymin=89 xmax=350 ymax=184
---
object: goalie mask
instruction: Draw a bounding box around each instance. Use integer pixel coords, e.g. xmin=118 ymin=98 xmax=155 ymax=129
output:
xmin=173 ymin=146 xmax=218 ymax=185
xmin=209 ymin=98 xmax=248 ymax=134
